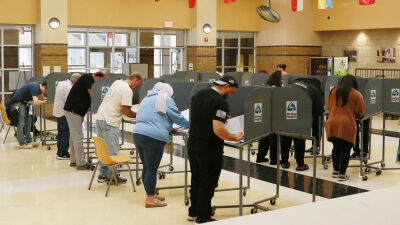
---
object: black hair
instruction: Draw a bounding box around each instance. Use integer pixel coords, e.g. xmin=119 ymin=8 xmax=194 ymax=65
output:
xmin=41 ymin=82 xmax=47 ymax=88
xmin=278 ymin=64 xmax=287 ymax=70
xmin=336 ymin=74 xmax=358 ymax=107
xmin=94 ymin=71 xmax=106 ymax=78
xmin=265 ymin=70 xmax=282 ymax=87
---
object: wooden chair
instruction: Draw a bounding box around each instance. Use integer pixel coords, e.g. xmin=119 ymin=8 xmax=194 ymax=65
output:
xmin=89 ymin=136 xmax=136 ymax=197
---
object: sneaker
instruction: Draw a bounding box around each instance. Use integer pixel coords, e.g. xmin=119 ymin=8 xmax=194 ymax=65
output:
xmin=296 ymin=164 xmax=309 ymax=171
xmin=155 ymin=195 xmax=165 ymax=201
xmin=70 ymin=163 xmax=77 ymax=167
xmin=350 ymin=152 xmax=360 ymax=159
xmin=19 ymin=144 xmax=33 ymax=149
xmin=338 ymin=174 xmax=349 ymax=181
xmin=145 ymin=198 xmax=167 ymax=208
xmin=281 ymin=162 xmax=290 ymax=169
xmin=76 ymin=163 xmax=91 ymax=170
xmin=332 ymin=171 xmax=339 ymax=178
xmin=195 ymin=218 xmax=217 ymax=224
xmin=56 ymin=154 xmax=70 ymax=160
xmin=31 ymin=142 xmax=40 ymax=147
xmin=97 ymin=175 xmax=108 ymax=183
xmin=187 ymin=216 xmax=197 ymax=221
xmin=256 ymin=157 xmax=269 ymax=163
xmin=107 ymin=175 xmax=127 ymax=184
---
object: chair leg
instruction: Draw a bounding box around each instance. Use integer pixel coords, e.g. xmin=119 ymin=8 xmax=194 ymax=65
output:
xmin=112 ymin=166 xmax=119 ymax=186
xmin=0 ymin=122 xmax=4 ymax=133
xmin=126 ymin=163 xmax=136 ymax=192
xmin=105 ymin=166 xmax=113 ymax=197
xmin=3 ymin=126 xmax=10 ymax=144
xmin=88 ymin=162 xmax=99 ymax=190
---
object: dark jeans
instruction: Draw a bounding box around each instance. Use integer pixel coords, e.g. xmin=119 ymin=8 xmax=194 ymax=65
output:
xmin=258 ymin=134 xmax=277 ymax=162
xmin=354 ymin=119 xmax=370 ymax=155
xmin=56 ymin=116 xmax=69 ymax=156
xmin=331 ymin=137 xmax=353 ymax=175
xmin=188 ymin=139 xmax=223 ymax=223
xmin=133 ymin=133 xmax=165 ymax=196
xmin=281 ymin=136 xmax=305 ymax=166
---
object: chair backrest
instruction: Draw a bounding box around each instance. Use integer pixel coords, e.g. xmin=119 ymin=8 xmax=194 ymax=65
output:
xmin=0 ymin=106 xmax=10 ymax=125
xmin=93 ymin=136 xmax=115 ymax=165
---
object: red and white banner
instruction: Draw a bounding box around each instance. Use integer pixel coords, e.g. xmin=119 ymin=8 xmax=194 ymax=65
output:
xmin=359 ymin=0 xmax=375 ymax=5
xmin=225 ymin=0 xmax=236 ymax=3
xmin=291 ymin=0 xmax=303 ymax=12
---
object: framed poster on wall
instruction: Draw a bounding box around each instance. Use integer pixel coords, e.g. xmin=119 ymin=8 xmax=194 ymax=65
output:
xmin=333 ymin=57 xmax=349 ymax=76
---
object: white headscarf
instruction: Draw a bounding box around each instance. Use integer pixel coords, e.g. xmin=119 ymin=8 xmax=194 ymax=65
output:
xmin=153 ymin=82 xmax=174 ymax=114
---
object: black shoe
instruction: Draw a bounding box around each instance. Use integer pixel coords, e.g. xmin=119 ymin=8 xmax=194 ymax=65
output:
xmin=107 ymin=175 xmax=127 ymax=184
xmin=57 ymin=153 xmax=70 ymax=160
xmin=270 ymin=160 xmax=282 ymax=166
xmin=76 ymin=163 xmax=91 ymax=170
xmin=296 ymin=164 xmax=309 ymax=171
xmin=70 ymin=163 xmax=77 ymax=167
xmin=281 ymin=162 xmax=290 ymax=169
xmin=97 ymin=175 xmax=108 ymax=183
xmin=195 ymin=218 xmax=217 ymax=224
xmin=350 ymin=152 xmax=360 ymax=159
xmin=256 ymin=157 xmax=269 ymax=163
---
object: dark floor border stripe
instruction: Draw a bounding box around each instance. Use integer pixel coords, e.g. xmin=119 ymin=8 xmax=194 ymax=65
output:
xmin=170 ymin=144 xmax=368 ymax=199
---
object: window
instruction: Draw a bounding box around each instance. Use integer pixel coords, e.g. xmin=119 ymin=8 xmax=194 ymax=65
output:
xmin=68 ymin=28 xmax=186 ymax=77
xmin=0 ymin=26 xmax=34 ymax=103
xmin=216 ymin=32 xmax=256 ymax=73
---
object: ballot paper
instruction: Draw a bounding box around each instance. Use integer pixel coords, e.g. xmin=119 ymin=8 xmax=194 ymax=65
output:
xmin=173 ymin=109 xmax=190 ymax=129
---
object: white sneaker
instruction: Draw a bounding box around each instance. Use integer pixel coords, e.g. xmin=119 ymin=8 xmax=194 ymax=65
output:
xmin=338 ymin=174 xmax=349 ymax=181
xmin=19 ymin=144 xmax=33 ymax=149
xmin=31 ymin=142 xmax=40 ymax=147
xmin=187 ymin=216 xmax=197 ymax=221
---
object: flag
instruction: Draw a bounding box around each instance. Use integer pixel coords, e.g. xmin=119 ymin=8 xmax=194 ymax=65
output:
xmin=318 ymin=0 xmax=333 ymax=9
xmin=359 ymin=0 xmax=375 ymax=5
xmin=291 ymin=0 xmax=303 ymax=12
xmin=225 ymin=0 xmax=236 ymax=3
xmin=189 ymin=0 xmax=196 ymax=8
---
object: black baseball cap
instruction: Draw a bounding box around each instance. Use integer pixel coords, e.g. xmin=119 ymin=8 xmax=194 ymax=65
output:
xmin=213 ymin=75 xmax=239 ymax=88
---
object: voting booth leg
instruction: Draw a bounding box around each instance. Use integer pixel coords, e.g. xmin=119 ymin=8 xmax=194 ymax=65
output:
xmin=184 ymin=135 xmax=190 ymax=206
xmin=251 ymin=135 xmax=280 ymax=213
xmin=312 ymin=142 xmax=317 ymax=202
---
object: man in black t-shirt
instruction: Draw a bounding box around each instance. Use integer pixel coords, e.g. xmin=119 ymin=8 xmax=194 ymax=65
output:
xmin=64 ymin=71 xmax=105 ymax=170
xmin=187 ymin=75 xmax=244 ymax=224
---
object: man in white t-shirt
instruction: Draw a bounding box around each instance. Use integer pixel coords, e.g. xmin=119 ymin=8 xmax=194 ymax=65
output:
xmin=53 ymin=73 xmax=81 ymax=159
xmin=96 ymin=72 xmax=143 ymax=184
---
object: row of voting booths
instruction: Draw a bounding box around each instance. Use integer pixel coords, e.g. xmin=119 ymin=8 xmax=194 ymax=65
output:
xmin=34 ymin=70 xmax=398 ymax=216
xmin=322 ymin=76 xmax=400 ymax=180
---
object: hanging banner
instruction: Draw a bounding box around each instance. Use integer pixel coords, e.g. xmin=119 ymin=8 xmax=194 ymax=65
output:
xmin=292 ymin=0 xmax=303 ymax=12
xmin=360 ymin=0 xmax=375 ymax=5
xmin=318 ymin=0 xmax=333 ymax=9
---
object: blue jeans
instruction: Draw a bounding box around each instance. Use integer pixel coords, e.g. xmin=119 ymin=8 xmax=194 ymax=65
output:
xmin=16 ymin=104 xmax=32 ymax=145
xmin=57 ymin=116 xmax=70 ymax=156
xmin=96 ymin=120 xmax=120 ymax=177
xmin=396 ymin=138 xmax=400 ymax=163
xmin=133 ymin=133 xmax=166 ymax=196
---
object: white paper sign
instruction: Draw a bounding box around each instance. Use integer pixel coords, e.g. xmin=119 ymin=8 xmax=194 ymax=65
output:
xmin=53 ymin=66 xmax=61 ymax=73
xmin=391 ymin=89 xmax=399 ymax=103
xmin=189 ymin=63 xmax=194 ymax=71
xmin=286 ymin=101 xmax=297 ymax=120
xmin=370 ymin=90 xmax=376 ymax=104
xmin=43 ymin=66 xmax=50 ymax=76
xmin=254 ymin=103 xmax=262 ymax=123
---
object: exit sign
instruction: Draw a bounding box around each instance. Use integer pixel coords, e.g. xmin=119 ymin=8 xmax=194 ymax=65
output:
xmin=164 ymin=21 xmax=173 ymax=28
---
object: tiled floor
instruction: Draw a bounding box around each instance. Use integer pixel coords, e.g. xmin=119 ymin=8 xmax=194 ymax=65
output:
xmin=0 ymin=116 xmax=398 ymax=225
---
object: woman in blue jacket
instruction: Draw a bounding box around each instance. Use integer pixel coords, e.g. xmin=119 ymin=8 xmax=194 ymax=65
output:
xmin=133 ymin=82 xmax=189 ymax=208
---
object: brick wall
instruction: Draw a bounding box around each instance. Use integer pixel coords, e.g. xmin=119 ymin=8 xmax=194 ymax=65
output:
xmin=187 ymin=46 xmax=217 ymax=72
xmin=34 ymin=44 xmax=68 ymax=117
xmin=140 ymin=49 xmax=155 ymax=78
xmin=321 ymin=29 xmax=400 ymax=75
xmin=256 ymin=46 xmax=321 ymax=75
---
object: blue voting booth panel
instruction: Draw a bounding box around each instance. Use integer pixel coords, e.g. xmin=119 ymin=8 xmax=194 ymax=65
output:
xmin=138 ymin=78 xmax=161 ymax=102
xmin=244 ymin=87 xmax=272 ymax=141
xmin=199 ymin=72 xmax=220 ymax=83
xmin=227 ymin=86 xmax=257 ymax=117
xmin=382 ymin=79 xmax=400 ymax=114
xmin=363 ymin=79 xmax=383 ymax=118
xmin=46 ymin=72 xmax=71 ymax=103
xmin=168 ymin=82 xmax=196 ymax=111
xmin=271 ymin=86 xmax=313 ymax=136
xmin=90 ymin=77 xmax=121 ymax=114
